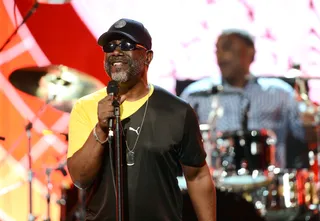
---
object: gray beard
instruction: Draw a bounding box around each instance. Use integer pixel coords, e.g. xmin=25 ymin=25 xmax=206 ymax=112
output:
xmin=104 ymin=58 xmax=145 ymax=83
xmin=111 ymin=70 xmax=129 ymax=82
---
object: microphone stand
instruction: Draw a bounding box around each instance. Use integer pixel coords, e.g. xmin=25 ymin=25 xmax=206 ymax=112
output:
xmin=0 ymin=1 xmax=39 ymax=52
xmin=25 ymin=121 xmax=36 ymax=221
xmin=113 ymin=99 xmax=124 ymax=221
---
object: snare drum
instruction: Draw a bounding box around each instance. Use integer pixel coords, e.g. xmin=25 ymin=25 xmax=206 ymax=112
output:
xmin=213 ymin=129 xmax=276 ymax=192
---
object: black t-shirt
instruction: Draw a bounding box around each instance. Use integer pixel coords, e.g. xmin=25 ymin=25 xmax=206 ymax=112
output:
xmin=85 ymin=86 xmax=206 ymax=221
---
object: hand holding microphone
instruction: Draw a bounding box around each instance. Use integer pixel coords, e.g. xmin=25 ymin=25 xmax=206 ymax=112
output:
xmin=97 ymin=81 xmax=126 ymax=135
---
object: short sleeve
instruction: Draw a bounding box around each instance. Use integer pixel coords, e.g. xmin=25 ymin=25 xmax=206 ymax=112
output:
xmin=178 ymin=105 xmax=207 ymax=167
xmin=67 ymin=100 xmax=93 ymax=158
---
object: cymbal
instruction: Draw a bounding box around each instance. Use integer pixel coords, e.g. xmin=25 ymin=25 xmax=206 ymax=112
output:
xmin=261 ymin=75 xmax=320 ymax=81
xmin=259 ymin=75 xmax=320 ymax=90
xmin=9 ymin=65 xmax=105 ymax=112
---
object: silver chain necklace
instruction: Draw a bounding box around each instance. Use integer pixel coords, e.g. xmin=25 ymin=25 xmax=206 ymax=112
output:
xmin=125 ymin=89 xmax=149 ymax=166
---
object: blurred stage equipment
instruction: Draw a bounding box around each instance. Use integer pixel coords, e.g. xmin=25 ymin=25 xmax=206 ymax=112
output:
xmin=0 ymin=136 xmax=4 ymax=141
xmin=5 ymin=65 xmax=103 ymax=220
xmin=0 ymin=0 xmax=71 ymax=52
xmin=191 ymin=69 xmax=320 ymax=221
xmin=44 ymin=159 xmax=67 ymax=221
xmin=9 ymin=64 xmax=104 ymax=112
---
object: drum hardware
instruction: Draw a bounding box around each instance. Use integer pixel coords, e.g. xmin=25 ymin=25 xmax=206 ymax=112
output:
xmin=0 ymin=65 xmax=102 ymax=221
xmin=0 ymin=65 xmax=96 ymax=220
xmin=212 ymin=129 xmax=276 ymax=193
xmin=25 ymin=121 xmax=37 ymax=221
xmin=0 ymin=96 xmax=64 ymax=221
xmin=1 ymin=64 xmax=101 ymax=167
xmin=248 ymin=167 xmax=320 ymax=221
xmin=216 ymin=130 xmax=276 ymax=172
xmin=265 ymin=169 xmax=298 ymax=210
xmin=293 ymin=75 xmax=320 ymax=209
xmin=200 ymin=124 xmax=214 ymax=168
xmin=0 ymin=125 xmax=61 ymax=221
xmin=0 ymin=1 xmax=73 ymax=53
xmin=58 ymin=183 xmax=78 ymax=221
xmin=0 ymin=2 xmax=39 ymax=53
xmin=202 ymin=73 xmax=320 ymax=219
xmin=57 ymin=184 xmax=87 ymax=221
xmin=268 ymin=71 xmax=320 ymax=215
xmin=43 ymin=160 xmax=67 ymax=221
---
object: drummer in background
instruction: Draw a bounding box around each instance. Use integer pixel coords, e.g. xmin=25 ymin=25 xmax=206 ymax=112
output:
xmin=180 ymin=29 xmax=306 ymax=169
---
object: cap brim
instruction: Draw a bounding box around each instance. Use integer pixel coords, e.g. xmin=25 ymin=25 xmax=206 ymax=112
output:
xmin=97 ymin=31 xmax=138 ymax=46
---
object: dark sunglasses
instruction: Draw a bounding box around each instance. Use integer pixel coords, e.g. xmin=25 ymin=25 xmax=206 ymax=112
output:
xmin=103 ymin=40 xmax=147 ymax=53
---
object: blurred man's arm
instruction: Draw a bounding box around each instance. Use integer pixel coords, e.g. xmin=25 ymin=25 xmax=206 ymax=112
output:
xmin=182 ymin=163 xmax=216 ymax=221
xmin=179 ymin=105 xmax=216 ymax=220
xmin=67 ymin=101 xmax=106 ymax=189
xmin=67 ymin=125 xmax=106 ymax=189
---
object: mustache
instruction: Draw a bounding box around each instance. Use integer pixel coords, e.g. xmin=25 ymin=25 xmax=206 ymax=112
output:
xmin=107 ymin=56 xmax=130 ymax=64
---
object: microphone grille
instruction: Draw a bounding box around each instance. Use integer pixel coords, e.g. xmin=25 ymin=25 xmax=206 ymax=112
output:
xmin=107 ymin=80 xmax=119 ymax=95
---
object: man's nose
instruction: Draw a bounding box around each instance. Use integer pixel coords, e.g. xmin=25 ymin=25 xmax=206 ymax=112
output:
xmin=111 ymin=46 xmax=123 ymax=55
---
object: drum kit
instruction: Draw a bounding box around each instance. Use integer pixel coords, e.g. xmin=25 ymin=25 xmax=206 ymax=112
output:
xmin=0 ymin=65 xmax=104 ymax=221
xmin=199 ymin=75 xmax=320 ymax=221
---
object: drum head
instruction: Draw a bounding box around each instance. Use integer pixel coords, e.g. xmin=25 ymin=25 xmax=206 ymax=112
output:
xmin=219 ymin=175 xmax=271 ymax=192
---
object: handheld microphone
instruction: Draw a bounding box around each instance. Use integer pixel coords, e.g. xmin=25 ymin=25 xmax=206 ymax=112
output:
xmin=107 ymin=80 xmax=120 ymax=139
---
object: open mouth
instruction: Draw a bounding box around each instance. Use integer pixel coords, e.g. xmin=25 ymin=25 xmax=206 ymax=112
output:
xmin=109 ymin=57 xmax=129 ymax=66
xmin=112 ymin=61 xmax=127 ymax=66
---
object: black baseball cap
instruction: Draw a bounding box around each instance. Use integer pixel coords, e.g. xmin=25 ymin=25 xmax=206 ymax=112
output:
xmin=97 ymin=18 xmax=152 ymax=50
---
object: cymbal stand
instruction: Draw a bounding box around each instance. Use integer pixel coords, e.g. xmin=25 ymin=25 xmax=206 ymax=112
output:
xmin=0 ymin=100 xmax=51 ymax=220
xmin=20 ymin=97 xmax=58 ymax=221
xmin=20 ymin=100 xmax=53 ymax=221
xmin=206 ymin=95 xmax=220 ymax=168
xmin=295 ymin=77 xmax=320 ymax=209
xmin=44 ymin=160 xmax=67 ymax=221
xmin=25 ymin=121 xmax=36 ymax=221
xmin=44 ymin=167 xmax=53 ymax=221
xmin=0 ymin=2 xmax=39 ymax=52
xmin=1 ymin=79 xmax=66 ymax=221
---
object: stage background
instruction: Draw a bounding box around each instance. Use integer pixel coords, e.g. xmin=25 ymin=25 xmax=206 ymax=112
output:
xmin=0 ymin=0 xmax=320 ymax=220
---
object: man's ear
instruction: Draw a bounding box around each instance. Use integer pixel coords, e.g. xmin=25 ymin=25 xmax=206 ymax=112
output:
xmin=248 ymin=47 xmax=255 ymax=63
xmin=145 ymin=50 xmax=153 ymax=65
